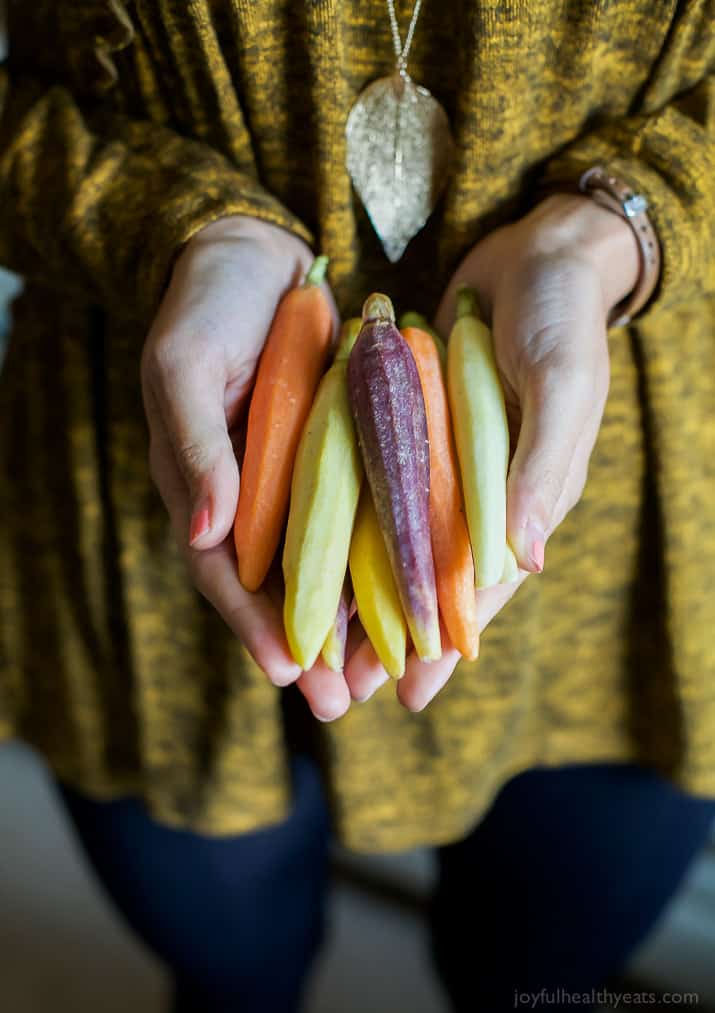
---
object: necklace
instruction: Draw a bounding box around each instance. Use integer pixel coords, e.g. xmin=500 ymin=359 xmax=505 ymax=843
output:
xmin=345 ymin=0 xmax=455 ymax=262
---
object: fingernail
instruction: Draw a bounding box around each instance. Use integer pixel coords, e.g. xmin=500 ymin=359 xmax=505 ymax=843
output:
xmin=525 ymin=519 xmax=546 ymax=572
xmin=531 ymin=537 xmax=545 ymax=573
xmin=517 ymin=521 xmax=545 ymax=573
xmin=269 ymin=667 xmax=302 ymax=688
xmin=189 ymin=500 xmax=211 ymax=545
xmin=353 ymin=672 xmax=389 ymax=703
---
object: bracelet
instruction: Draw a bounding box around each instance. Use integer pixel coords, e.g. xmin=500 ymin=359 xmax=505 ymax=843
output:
xmin=577 ymin=167 xmax=661 ymax=327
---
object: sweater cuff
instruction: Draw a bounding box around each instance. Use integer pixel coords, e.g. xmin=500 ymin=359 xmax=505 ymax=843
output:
xmin=138 ymin=168 xmax=314 ymax=327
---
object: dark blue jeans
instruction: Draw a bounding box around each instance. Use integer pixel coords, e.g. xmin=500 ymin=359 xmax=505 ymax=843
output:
xmin=58 ymin=758 xmax=715 ymax=1013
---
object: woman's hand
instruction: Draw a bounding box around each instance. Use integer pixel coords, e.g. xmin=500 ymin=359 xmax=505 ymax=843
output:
xmin=141 ymin=199 xmax=640 ymax=722
xmin=141 ymin=216 xmax=351 ymax=715
xmin=141 ymin=215 xmax=405 ymax=724
xmin=386 ymin=194 xmax=640 ymax=712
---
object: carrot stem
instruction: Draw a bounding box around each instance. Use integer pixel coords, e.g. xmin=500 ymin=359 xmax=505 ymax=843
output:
xmin=362 ymin=292 xmax=395 ymax=324
xmin=335 ymin=318 xmax=362 ymax=362
xmin=304 ymin=254 xmax=329 ymax=287
xmin=399 ymin=312 xmax=440 ymax=340
xmin=456 ymin=285 xmax=483 ymax=322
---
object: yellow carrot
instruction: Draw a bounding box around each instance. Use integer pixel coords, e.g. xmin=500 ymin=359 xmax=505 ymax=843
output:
xmin=282 ymin=319 xmax=363 ymax=669
xmin=501 ymin=545 xmax=520 ymax=583
xmin=349 ymin=488 xmax=406 ymax=679
xmin=447 ymin=286 xmax=510 ymax=589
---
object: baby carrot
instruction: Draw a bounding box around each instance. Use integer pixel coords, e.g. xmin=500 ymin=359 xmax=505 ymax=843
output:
xmin=349 ymin=488 xmax=407 ymax=679
xmin=401 ymin=323 xmax=479 ymax=660
xmin=447 ymin=287 xmax=509 ymax=590
xmin=399 ymin=312 xmax=447 ymax=362
xmin=235 ymin=256 xmax=333 ymax=592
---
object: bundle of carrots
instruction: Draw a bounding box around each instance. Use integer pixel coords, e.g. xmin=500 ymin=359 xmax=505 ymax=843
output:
xmin=233 ymin=256 xmax=513 ymax=677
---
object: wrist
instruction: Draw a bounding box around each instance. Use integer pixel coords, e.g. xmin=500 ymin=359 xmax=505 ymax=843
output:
xmin=179 ymin=214 xmax=314 ymax=287
xmin=190 ymin=214 xmax=311 ymax=257
xmin=525 ymin=194 xmax=640 ymax=315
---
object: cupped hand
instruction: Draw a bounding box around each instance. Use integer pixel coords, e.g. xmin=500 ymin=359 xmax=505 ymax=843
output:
xmin=141 ymin=215 xmax=352 ymax=715
xmin=363 ymin=193 xmax=640 ymax=713
xmin=142 ymin=199 xmax=640 ymax=723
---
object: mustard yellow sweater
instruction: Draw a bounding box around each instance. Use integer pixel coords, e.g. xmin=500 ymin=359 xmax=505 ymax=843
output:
xmin=0 ymin=0 xmax=714 ymax=849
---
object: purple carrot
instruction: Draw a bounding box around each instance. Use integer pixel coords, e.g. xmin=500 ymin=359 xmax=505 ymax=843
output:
xmin=347 ymin=293 xmax=441 ymax=661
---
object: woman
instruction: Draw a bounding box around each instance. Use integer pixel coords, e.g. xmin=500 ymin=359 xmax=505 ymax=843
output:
xmin=1 ymin=2 xmax=714 ymax=1011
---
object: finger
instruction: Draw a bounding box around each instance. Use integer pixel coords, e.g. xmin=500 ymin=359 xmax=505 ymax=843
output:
xmin=433 ymin=257 xmax=492 ymax=339
xmin=195 ymin=544 xmax=300 ymax=686
xmin=475 ymin=576 xmax=527 ymax=633
xmin=434 ymin=284 xmax=460 ymax=339
xmin=344 ymin=623 xmax=390 ymax=702
xmin=396 ymin=629 xmax=461 ymax=713
xmin=473 ymin=410 xmax=598 ymax=636
xmin=471 ymin=417 xmax=593 ymax=641
xmin=147 ymin=398 xmax=301 ymax=687
xmin=506 ymin=334 xmax=607 ymax=572
xmin=296 ymin=661 xmax=352 ymax=722
xmin=445 ymin=406 xmax=598 ymax=660
xmin=142 ymin=236 xmax=293 ymax=550
xmin=547 ymin=398 xmax=603 ymax=535
xmin=144 ymin=346 xmax=239 ymax=551
xmin=262 ymin=564 xmax=285 ymax=613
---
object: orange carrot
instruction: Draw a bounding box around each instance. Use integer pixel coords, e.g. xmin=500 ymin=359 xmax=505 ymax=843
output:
xmin=401 ymin=325 xmax=479 ymax=660
xmin=235 ymin=256 xmax=333 ymax=591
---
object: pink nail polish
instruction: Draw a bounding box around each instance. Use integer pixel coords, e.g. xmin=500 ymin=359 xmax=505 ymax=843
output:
xmin=189 ymin=503 xmax=211 ymax=545
xmin=519 ymin=520 xmax=546 ymax=573
xmin=531 ymin=539 xmax=545 ymax=573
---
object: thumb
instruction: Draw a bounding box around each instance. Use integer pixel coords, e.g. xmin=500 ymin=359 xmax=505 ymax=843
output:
xmin=152 ymin=356 xmax=240 ymax=550
xmin=506 ymin=351 xmax=596 ymax=572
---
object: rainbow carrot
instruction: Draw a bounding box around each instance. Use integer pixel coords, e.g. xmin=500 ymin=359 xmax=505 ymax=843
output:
xmin=235 ymin=256 xmax=333 ymax=591
xmin=402 ymin=323 xmax=479 ymax=660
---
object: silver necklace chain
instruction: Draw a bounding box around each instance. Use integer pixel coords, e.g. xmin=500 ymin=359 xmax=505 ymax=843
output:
xmin=386 ymin=0 xmax=423 ymax=75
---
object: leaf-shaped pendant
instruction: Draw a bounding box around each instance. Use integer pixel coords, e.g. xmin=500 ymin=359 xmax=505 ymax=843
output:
xmin=346 ymin=73 xmax=454 ymax=263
